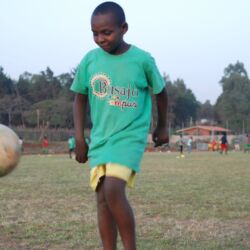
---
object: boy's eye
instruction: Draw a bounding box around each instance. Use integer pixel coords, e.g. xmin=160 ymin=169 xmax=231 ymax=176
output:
xmin=92 ymin=31 xmax=112 ymax=36
xmin=103 ymin=31 xmax=112 ymax=35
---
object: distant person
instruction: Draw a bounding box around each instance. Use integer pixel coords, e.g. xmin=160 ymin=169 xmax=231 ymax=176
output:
xmin=177 ymin=134 xmax=185 ymax=158
xmin=19 ymin=136 xmax=24 ymax=152
xmin=70 ymin=2 xmax=169 ymax=249
xmin=220 ymin=132 xmax=228 ymax=154
xmin=208 ymin=141 xmax=212 ymax=151
xmin=42 ymin=136 xmax=49 ymax=154
xmin=68 ymin=135 xmax=76 ymax=159
xmin=187 ymin=136 xmax=193 ymax=153
xmin=211 ymin=139 xmax=217 ymax=151
xmin=244 ymin=134 xmax=250 ymax=153
xmin=234 ymin=136 xmax=241 ymax=151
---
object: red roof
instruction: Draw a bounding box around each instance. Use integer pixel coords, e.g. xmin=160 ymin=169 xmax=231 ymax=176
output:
xmin=176 ymin=125 xmax=230 ymax=133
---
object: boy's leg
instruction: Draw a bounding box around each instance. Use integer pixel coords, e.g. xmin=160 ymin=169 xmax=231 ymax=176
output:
xmin=96 ymin=180 xmax=118 ymax=250
xmin=103 ymin=176 xmax=136 ymax=250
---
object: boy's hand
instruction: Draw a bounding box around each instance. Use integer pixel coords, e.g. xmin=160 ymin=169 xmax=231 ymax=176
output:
xmin=75 ymin=138 xmax=88 ymax=163
xmin=152 ymin=126 xmax=169 ymax=147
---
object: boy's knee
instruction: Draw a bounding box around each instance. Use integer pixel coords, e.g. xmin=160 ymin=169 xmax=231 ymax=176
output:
xmin=103 ymin=177 xmax=126 ymax=202
xmin=96 ymin=186 xmax=109 ymax=211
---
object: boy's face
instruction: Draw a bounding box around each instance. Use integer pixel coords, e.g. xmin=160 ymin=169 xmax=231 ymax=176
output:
xmin=91 ymin=13 xmax=127 ymax=54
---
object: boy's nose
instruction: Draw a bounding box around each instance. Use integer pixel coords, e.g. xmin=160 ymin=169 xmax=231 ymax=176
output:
xmin=96 ymin=34 xmax=105 ymax=44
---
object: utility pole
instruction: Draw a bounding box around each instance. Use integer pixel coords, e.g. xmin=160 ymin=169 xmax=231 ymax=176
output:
xmin=168 ymin=121 xmax=171 ymax=138
xmin=190 ymin=117 xmax=193 ymax=127
xmin=36 ymin=109 xmax=40 ymax=129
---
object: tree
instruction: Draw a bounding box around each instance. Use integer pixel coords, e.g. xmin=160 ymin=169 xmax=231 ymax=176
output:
xmin=57 ymin=70 xmax=75 ymax=101
xmin=215 ymin=61 xmax=250 ymax=133
xmin=0 ymin=67 xmax=15 ymax=97
xmin=16 ymin=72 xmax=32 ymax=101
xmin=0 ymin=66 xmax=82 ymax=128
xmin=166 ymin=79 xmax=199 ymax=128
xmin=0 ymin=67 xmax=24 ymax=125
xmin=197 ymin=100 xmax=214 ymax=121
xmin=28 ymin=67 xmax=62 ymax=103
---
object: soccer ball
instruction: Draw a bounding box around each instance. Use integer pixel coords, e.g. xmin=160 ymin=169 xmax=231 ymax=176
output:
xmin=0 ymin=124 xmax=21 ymax=177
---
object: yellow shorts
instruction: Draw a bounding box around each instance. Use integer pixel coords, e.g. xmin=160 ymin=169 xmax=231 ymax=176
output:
xmin=90 ymin=163 xmax=136 ymax=191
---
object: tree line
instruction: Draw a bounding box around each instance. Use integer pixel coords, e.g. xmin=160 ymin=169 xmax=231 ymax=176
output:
xmin=0 ymin=61 xmax=250 ymax=133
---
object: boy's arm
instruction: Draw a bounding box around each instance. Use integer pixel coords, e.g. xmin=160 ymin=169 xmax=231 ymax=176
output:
xmin=73 ymin=93 xmax=89 ymax=163
xmin=152 ymin=87 xmax=169 ymax=147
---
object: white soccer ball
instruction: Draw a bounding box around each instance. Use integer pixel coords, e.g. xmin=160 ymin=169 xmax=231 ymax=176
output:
xmin=0 ymin=124 xmax=21 ymax=177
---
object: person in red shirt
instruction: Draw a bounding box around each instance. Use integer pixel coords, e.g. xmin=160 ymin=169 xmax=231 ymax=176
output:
xmin=211 ymin=139 xmax=217 ymax=151
xmin=42 ymin=136 xmax=49 ymax=154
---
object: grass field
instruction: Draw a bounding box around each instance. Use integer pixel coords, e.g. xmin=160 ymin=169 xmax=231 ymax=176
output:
xmin=1 ymin=152 xmax=250 ymax=250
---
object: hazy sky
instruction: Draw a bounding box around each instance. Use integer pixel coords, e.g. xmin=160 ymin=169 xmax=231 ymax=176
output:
xmin=1 ymin=0 xmax=250 ymax=104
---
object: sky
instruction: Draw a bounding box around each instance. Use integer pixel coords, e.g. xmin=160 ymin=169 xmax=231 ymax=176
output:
xmin=1 ymin=0 xmax=250 ymax=104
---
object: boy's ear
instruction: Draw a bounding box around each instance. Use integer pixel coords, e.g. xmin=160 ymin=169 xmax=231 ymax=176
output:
xmin=121 ymin=22 xmax=128 ymax=34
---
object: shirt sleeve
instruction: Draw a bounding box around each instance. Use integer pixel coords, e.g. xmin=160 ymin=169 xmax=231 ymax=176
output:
xmin=144 ymin=54 xmax=165 ymax=94
xmin=70 ymin=57 xmax=89 ymax=95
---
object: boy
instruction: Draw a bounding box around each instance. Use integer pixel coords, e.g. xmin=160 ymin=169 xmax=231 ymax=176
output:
xmin=187 ymin=136 xmax=193 ymax=153
xmin=177 ymin=134 xmax=185 ymax=158
xmin=71 ymin=2 xmax=168 ymax=249
xmin=68 ymin=135 xmax=75 ymax=159
xmin=41 ymin=135 xmax=49 ymax=154
xmin=220 ymin=131 xmax=228 ymax=154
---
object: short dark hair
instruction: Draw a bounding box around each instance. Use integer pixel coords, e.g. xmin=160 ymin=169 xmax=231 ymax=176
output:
xmin=92 ymin=1 xmax=126 ymax=26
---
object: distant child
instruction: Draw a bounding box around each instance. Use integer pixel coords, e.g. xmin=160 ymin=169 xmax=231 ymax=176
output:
xmin=211 ymin=139 xmax=217 ymax=151
xmin=234 ymin=136 xmax=240 ymax=151
xmin=244 ymin=134 xmax=250 ymax=153
xmin=42 ymin=136 xmax=49 ymax=154
xmin=178 ymin=134 xmax=185 ymax=157
xmin=19 ymin=136 xmax=24 ymax=152
xmin=70 ymin=2 xmax=169 ymax=249
xmin=187 ymin=136 xmax=193 ymax=153
xmin=68 ymin=135 xmax=76 ymax=159
xmin=220 ymin=132 xmax=228 ymax=154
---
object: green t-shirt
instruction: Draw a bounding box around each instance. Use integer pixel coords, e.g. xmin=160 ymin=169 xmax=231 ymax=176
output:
xmin=68 ymin=137 xmax=75 ymax=149
xmin=70 ymin=45 xmax=164 ymax=172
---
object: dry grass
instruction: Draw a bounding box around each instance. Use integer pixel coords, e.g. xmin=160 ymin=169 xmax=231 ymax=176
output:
xmin=1 ymin=152 xmax=250 ymax=249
